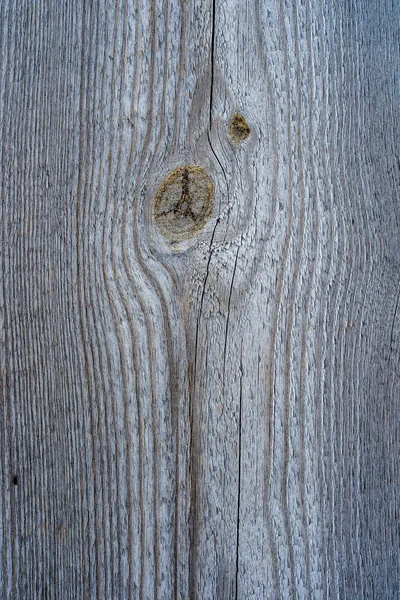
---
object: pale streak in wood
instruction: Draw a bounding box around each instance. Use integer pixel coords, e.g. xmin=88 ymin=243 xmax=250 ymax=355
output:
xmin=0 ymin=1 xmax=399 ymax=599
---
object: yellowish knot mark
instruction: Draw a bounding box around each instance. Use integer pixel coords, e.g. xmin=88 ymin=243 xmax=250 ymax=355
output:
xmin=228 ymin=113 xmax=251 ymax=142
xmin=153 ymin=165 xmax=214 ymax=243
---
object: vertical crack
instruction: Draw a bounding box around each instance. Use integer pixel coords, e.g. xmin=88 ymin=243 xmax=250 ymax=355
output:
xmin=235 ymin=344 xmax=243 ymax=599
xmin=209 ymin=0 xmax=216 ymax=130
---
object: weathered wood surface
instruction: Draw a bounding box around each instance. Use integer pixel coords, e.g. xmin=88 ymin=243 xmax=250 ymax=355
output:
xmin=1 ymin=1 xmax=399 ymax=598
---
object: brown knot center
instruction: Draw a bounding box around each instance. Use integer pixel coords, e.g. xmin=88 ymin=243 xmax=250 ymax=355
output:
xmin=228 ymin=113 xmax=251 ymax=142
xmin=153 ymin=165 xmax=214 ymax=242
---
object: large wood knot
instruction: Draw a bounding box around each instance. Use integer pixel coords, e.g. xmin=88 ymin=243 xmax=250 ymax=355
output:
xmin=153 ymin=165 xmax=214 ymax=243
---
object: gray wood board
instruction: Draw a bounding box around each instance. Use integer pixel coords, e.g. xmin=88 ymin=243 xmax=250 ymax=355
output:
xmin=0 ymin=0 xmax=399 ymax=598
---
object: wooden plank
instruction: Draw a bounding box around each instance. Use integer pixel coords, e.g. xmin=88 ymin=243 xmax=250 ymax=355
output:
xmin=1 ymin=0 xmax=399 ymax=598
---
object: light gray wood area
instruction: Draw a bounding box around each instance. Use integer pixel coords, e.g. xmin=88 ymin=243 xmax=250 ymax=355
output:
xmin=1 ymin=1 xmax=399 ymax=598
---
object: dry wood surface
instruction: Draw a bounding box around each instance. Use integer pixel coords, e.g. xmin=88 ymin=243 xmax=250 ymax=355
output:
xmin=1 ymin=0 xmax=400 ymax=598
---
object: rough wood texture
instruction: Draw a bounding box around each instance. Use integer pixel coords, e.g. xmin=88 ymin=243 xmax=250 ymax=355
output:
xmin=1 ymin=1 xmax=399 ymax=598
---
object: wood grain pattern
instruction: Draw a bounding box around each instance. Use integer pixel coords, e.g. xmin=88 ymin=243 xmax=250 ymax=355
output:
xmin=1 ymin=1 xmax=399 ymax=598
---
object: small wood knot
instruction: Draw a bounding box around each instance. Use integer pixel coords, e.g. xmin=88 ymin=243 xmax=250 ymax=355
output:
xmin=228 ymin=113 xmax=250 ymax=142
xmin=153 ymin=165 xmax=214 ymax=243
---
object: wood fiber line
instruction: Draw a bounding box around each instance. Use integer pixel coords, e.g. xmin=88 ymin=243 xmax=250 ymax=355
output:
xmin=280 ymin=1 xmax=306 ymax=596
xmin=103 ymin=3 xmax=142 ymax=598
xmin=1 ymin=1 xmax=400 ymax=599
xmin=251 ymin=2 xmax=282 ymax=595
xmin=76 ymin=3 xmax=106 ymax=597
